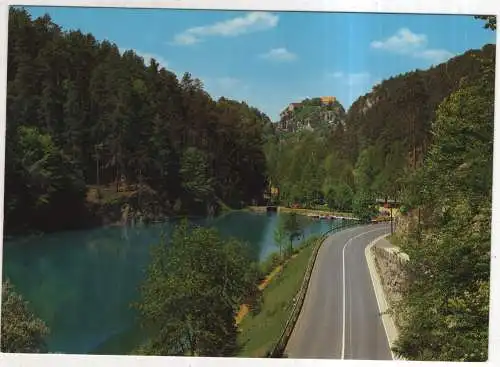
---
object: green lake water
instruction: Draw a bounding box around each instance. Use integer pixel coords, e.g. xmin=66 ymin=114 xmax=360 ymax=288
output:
xmin=2 ymin=211 xmax=336 ymax=354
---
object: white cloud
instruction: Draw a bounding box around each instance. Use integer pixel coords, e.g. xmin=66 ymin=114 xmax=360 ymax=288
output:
xmin=172 ymin=11 xmax=279 ymax=45
xmin=371 ymin=28 xmax=455 ymax=64
xmin=173 ymin=33 xmax=199 ymax=46
xmin=419 ymin=49 xmax=455 ymax=63
xmin=120 ymin=48 xmax=169 ymax=70
xmin=327 ymin=71 xmax=371 ymax=87
xmin=259 ymin=47 xmax=297 ymax=62
xmin=371 ymin=28 xmax=426 ymax=53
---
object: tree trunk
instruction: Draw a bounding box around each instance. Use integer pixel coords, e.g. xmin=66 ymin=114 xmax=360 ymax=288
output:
xmin=417 ymin=207 xmax=421 ymax=244
xmin=96 ymin=157 xmax=100 ymax=186
xmin=138 ymin=168 xmax=142 ymax=209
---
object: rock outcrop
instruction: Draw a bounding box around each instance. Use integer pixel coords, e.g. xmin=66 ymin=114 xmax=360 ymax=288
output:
xmin=276 ymin=96 xmax=346 ymax=133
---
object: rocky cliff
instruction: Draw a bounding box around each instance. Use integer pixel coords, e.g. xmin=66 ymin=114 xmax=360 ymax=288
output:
xmin=276 ymin=97 xmax=346 ymax=134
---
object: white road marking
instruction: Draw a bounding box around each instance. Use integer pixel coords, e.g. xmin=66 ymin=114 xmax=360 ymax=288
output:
xmin=365 ymin=234 xmax=398 ymax=360
xmin=349 ymin=266 xmax=352 ymax=358
xmin=284 ymin=224 xmax=360 ymax=357
xmin=341 ymin=226 xmax=389 ymax=359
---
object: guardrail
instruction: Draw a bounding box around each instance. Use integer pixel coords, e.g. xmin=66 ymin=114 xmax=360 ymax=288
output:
xmin=267 ymin=218 xmax=359 ymax=358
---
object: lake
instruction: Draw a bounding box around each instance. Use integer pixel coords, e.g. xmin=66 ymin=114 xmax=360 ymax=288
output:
xmin=2 ymin=211 xmax=337 ymax=354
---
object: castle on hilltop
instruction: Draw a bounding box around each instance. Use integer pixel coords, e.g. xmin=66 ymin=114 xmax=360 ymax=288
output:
xmin=280 ymin=96 xmax=337 ymax=118
xmin=276 ymin=96 xmax=344 ymax=133
xmin=319 ymin=96 xmax=336 ymax=104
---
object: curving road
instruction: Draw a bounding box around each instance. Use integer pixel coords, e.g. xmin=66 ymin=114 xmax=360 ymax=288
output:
xmin=284 ymin=223 xmax=392 ymax=360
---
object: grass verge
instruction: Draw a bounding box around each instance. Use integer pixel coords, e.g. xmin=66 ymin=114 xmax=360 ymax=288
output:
xmin=93 ymin=236 xmax=320 ymax=357
xmin=236 ymin=238 xmax=317 ymax=357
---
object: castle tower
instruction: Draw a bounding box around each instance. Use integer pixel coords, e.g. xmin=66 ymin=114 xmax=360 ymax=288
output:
xmin=320 ymin=96 xmax=336 ymax=105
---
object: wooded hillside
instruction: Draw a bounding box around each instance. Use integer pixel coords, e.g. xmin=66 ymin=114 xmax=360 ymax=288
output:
xmin=265 ymin=17 xmax=495 ymax=361
xmin=5 ymin=7 xmax=272 ymax=233
xmin=276 ymin=97 xmax=346 ymax=134
xmin=266 ymin=43 xmax=496 ymax=220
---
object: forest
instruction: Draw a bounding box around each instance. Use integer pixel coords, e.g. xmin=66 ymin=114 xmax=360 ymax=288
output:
xmin=266 ymin=43 xmax=495 ymax=221
xmin=5 ymin=7 xmax=272 ymax=234
xmin=264 ymin=17 xmax=495 ymax=361
xmin=1 ymin=8 xmax=496 ymax=362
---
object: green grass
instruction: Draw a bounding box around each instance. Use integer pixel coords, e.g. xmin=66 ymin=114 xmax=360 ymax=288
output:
xmin=92 ymin=235 xmax=320 ymax=358
xmin=237 ymin=241 xmax=316 ymax=357
xmin=259 ymin=252 xmax=282 ymax=276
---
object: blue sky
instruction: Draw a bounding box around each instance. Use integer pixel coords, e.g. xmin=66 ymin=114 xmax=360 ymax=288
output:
xmin=23 ymin=6 xmax=496 ymax=121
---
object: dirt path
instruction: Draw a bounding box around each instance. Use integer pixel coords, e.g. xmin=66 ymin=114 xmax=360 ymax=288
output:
xmin=235 ymin=254 xmax=298 ymax=325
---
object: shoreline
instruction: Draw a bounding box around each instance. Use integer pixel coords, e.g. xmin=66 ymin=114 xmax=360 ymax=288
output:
xmin=236 ymin=235 xmax=320 ymax=357
xmin=90 ymin=234 xmax=320 ymax=356
xmin=247 ymin=205 xmax=356 ymax=219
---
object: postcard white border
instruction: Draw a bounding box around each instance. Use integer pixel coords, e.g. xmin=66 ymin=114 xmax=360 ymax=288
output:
xmin=0 ymin=1 xmax=499 ymax=367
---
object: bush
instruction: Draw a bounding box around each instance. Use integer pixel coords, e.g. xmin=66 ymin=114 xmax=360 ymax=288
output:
xmin=135 ymin=220 xmax=260 ymax=356
xmin=1 ymin=280 xmax=50 ymax=353
xmin=260 ymin=252 xmax=282 ymax=276
xmin=399 ymin=205 xmax=409 ymax=215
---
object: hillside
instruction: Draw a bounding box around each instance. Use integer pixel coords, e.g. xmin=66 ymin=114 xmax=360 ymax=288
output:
xmin=275 ymin=96 xmax=346 ymax=134
xmin=266 ymin=43 xmax=496 ymax=211
xmin=342 ymin=43 xmax=496 ymax=167
xmin=264 ymin=27 xmax=495 ymax=360
xmin=5 ymin=8 xmax=271 ymax=233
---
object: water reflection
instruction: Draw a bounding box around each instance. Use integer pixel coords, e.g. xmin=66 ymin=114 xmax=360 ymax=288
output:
xmin=2 ymin=211 xmax=335 ymax=353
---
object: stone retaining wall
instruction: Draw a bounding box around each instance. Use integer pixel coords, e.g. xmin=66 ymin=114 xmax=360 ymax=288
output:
xmin=371 ymin=246 xmax=408 ymax=329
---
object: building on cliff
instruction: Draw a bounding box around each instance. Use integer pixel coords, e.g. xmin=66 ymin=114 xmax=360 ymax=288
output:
xmin=320 ymin=96 xmax=336 ymax=105
xmin=276 ymin=96 xmax=345 ymax=133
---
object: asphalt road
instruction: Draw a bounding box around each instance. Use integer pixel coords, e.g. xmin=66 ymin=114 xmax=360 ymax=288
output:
xmin=284 ymin=223 xmax=392 ymax=360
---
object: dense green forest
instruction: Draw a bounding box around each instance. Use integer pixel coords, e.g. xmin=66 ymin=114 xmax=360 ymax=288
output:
xmin=393 ymin=50 xmax=494 ymax=361
xmin=5 ymin=7 xmax=271 ymax=234
xmin=265 ymin=17 xmax=495 ymax=360
xmin=392 ymin=19 xmax=495 ymax=359
xmin=266 ymin=42 xmax=495 ymax=221
xmin=1 ymin=7 xmax=495 ymax=361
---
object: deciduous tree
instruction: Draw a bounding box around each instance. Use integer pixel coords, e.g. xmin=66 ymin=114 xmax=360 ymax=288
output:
xmin=1 ymin=280 xmax=50 ymax=353
xmin=135 ymin=221 xmax=260 ymax=356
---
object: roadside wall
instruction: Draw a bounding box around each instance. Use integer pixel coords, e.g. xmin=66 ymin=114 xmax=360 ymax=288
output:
xmin=394 ymin=210 xmax=420 ymax=236
xmin=371 ymin=245 xmax=408 ymax=330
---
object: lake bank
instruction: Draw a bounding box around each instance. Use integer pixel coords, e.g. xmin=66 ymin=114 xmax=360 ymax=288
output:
xmin=3 ymin=211 xmax=338 ymax=354
xmin=237 ymin=235 xmax=319 ymax=357
xmin=247 ymin=205 xmax=355 ymax=219
xmin=91 ymin=235 xmax=318 ymax=356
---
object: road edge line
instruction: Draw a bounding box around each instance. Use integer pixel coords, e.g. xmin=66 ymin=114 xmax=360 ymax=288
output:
xmin=341 ymin=226 xmax=389 ymax=359
xmin=271 ymin=222 xmax=361 ymax=358
xmin=341 ymin=238 xmax=350 ymax=359
xmin=364 ymin=233 xmax=399 ymax=360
